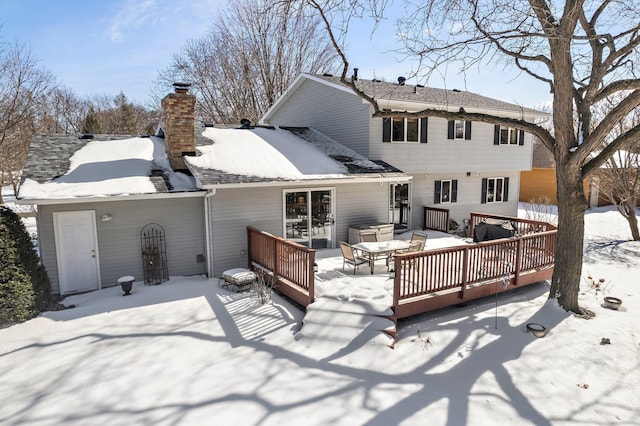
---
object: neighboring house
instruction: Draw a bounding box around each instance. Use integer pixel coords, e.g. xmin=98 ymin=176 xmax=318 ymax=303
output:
xmin=17 ymin=84 xmax=409 ymax=295
xmin=519 ymin=139 xmax=593 ymax=206
xmin=262 ymin=73 xmax=548 ymax=231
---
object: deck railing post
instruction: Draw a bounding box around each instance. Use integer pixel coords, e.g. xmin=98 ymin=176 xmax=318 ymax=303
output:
xmin=247 ymin=227 xmax=253 ymax=270
xmin=461 ymin=247 xmax=468 ymax=300
xmin=308 ymin=251 xmax=315 ymax=304
xmin=515 ymin=237 xmax=522 ymax=286
xmin=393 ymin=256 xmax=401 ymax=314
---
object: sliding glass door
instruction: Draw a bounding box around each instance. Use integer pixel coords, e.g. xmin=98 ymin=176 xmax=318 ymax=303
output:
xmin=284 ymin=188 xmax=334 ymax=248
xmin=389 ymin=183 xmax=411 ymax=230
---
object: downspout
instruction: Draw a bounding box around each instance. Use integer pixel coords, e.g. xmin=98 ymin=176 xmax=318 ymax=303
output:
xmin=204 ymin=189 xmax=216 ymax=278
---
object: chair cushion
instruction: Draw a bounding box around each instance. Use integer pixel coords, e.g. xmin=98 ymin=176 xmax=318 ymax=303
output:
xmin=222 ymin=268 xmax=256 ymax=285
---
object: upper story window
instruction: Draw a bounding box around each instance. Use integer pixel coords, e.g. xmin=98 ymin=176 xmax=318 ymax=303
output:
xmin=494 ymin=125 xmax=525 ymax=146
xmin=481 ymin=177 xmax=510 ymax=203
xmin=447 ymin=120 xmax=472 ymax=140
xmin=383 ymin=117 xmax=428 ymax=143
xmin=434 ymin=179 xmax=458 ymax=204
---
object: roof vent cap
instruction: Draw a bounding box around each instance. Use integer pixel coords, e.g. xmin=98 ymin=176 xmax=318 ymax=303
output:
xmin=173 ymin=82 xmax=191 ymax=93
xmin=398 ymin=76 xmax=406 ymax=85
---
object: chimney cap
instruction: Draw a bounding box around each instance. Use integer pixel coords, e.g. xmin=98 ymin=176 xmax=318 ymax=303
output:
xmin=173 ymin=82 xmax=192 ymax=93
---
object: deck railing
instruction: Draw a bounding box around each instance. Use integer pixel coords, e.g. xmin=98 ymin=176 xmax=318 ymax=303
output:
xmin=423 ymin=206 xmax=450 ymax=233
xmin=469 ymin=212 xmax=557 ymax=238
xmin=247 ymin=226 xmax=315 ymax=307
xmin=392 ymin=227 xmax=556 ymax=319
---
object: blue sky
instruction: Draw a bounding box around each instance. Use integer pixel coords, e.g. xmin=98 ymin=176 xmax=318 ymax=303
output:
xmin=0 ymin=0 xmax=551 ymax=108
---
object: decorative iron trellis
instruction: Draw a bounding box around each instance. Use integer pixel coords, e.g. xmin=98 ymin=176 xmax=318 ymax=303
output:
xmin=140 ymin=223 xmax=169 ymax=285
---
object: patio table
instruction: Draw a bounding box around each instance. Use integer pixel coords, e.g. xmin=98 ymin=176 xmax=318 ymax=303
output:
xmin=352 ymin=240 xmax=411 ymax=274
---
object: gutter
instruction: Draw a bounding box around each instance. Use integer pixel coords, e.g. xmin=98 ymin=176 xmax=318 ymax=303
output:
xmin=15 ymin=190 xmax=206 ymax=205
xmin=204 ymin=189 xmax=216 ymax=278
xmin=197 ymin=175 xmax=412 ymax=190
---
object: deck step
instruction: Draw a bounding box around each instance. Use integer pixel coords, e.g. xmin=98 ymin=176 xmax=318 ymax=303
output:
xmin=296 ymin=296 xmax=397 ymax=353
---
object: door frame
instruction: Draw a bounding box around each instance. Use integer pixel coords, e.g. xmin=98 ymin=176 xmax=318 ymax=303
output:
xmin=53 ymin=210 xmax=101 ymax=294
xmin=390 ymin=182 xmax=412 ymax=230
xmin=282 ymin=187 xmax=336 ymax=248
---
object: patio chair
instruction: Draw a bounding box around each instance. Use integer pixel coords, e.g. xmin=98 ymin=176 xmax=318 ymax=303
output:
xmin=359 ymin=232 xmax=378 ymax=242
xmin=410 ymin=232 xmax=428 ymax=250
xmin=339 ymin=241 xmax=368 ymax=274
xmin=402 ymin=240 xmax=424 ymax=269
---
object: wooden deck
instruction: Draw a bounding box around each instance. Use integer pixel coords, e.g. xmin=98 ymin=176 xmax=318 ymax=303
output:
xmin=247 ymin=213 xmax=556 ymax=321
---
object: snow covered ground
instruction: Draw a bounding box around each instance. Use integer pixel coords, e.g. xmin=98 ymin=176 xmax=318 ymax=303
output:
xmin=1 ymin=191 xmax=639 ymax=425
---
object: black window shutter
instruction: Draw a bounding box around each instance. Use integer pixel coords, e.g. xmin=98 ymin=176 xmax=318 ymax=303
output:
xmin=451 ymin=180 xmax=458 ymax=203
xmin=481 ymin=178 xmax=488 ymax=204
xmin=447 ymin=120 xmax=454 ymax=139
xmin=382 ymin=118 xmax=391 ymax=142
xmin=503 ymin=177 xmax=509 ymax=201
xmin=494 ymin=125 xmax=500 ymax=145
xmin=420 ymin=117 xmax=428 ymax=143
xmin=434 ymin=180 xmax=441 ymax=204
xmin=518 ymin=129 xmax=525 ymax=146
xmin=465 ymin=121 xmax=472 ymax=140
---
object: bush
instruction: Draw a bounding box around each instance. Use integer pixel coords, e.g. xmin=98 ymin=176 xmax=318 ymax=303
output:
xmin=0 ymin=206 xmax=51 ymax=326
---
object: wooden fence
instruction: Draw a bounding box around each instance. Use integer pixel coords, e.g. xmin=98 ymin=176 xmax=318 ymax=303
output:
xmin=247 ymin=226 xmax=315 ymax=308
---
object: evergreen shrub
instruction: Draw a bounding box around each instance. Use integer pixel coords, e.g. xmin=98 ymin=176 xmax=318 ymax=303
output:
xmin=0 ymin=206 xmax=51 ymax=326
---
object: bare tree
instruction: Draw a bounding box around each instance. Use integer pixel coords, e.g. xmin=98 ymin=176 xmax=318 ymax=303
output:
xmin=36 ymin=86 xmax=89 ymax=134
xmin=0 ymin=42 xmax=54 ymax=202
xmin=80 ymin=93 xmax=160 ymax=135
xmin=298 ymin=0 xmax=640 ymax=316
xmin=155 ymin=0 xmax=338 ymax=124
xmin=597 ymin=149 xmax=640 ymax=240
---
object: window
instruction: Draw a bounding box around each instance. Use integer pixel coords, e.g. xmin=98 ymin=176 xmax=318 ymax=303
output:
xmin=481 ymin=177 xmax=509 ymax=203
xmin=383 ymin=117 xmax=427 ymax=143
xmin=434 ymin=179 xmax=457 ymax=204
xmin=494 ymin=125 xmax=525 ymax=146
xmin=447 ymin=120 xmax=472 ymax=140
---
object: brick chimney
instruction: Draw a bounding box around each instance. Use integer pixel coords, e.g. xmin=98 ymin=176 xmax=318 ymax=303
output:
xmin=161 ymin=82 xmax=196 ymax=170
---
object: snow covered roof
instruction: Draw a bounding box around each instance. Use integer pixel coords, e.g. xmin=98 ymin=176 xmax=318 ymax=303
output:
xmin=186 ymin=125 xmax=407 ymax=188
xmin=17 ymin=126 xmax=407 ymax=202
xmin=18 ymin=134 xmax=198 ymax=202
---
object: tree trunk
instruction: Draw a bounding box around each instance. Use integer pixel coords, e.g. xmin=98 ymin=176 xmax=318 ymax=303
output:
xmin=626 ymin=202 xmax=640 ymax=241
xmin=549 ymin=167 xmax=590 ymax=315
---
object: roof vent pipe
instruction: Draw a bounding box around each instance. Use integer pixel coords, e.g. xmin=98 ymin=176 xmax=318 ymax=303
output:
xmin=398 ymin=76 xmax=406 ymax=86
xmin=353 ymin=68 xmax=359 ymax=81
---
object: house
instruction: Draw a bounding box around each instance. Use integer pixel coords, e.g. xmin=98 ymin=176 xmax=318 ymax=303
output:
xmin=262 ymin=73 xmax=549 ymax=231
xmin=519 ymin=139 xmax=593 ymax=206
xmin=17 ymin=83 xmax=409 ymax=295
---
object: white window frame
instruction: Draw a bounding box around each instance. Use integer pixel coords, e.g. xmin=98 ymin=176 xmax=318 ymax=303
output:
xmin=392 ymin=117 xmax=421 ymax=142
xmin=500 ymin=127 xmax=519 ymax=145
xmin=439 ymin=180 xmax=453 ymax=204
xmin=486 ymin=177 xmax=505 ymax=203
xmin=454 ymin=120 xmax=466 ymax=139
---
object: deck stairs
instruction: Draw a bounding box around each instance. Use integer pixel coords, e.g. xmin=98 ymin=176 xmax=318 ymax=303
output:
xmin=295 ymin=295 xmax=397 ymax=352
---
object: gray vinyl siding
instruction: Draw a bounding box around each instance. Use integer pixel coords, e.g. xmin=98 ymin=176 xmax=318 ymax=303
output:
xmin=207 ymin=182 xmax=390 ymax=277
xmin=208 ymin=187 xmax=283 ymax=277
xmin=266 ymin=79 xmax=372 ymax=157
xmin=370 ymin=117 xmax=533 ymax=174
xmin=410 ymin=172 xmax=521 ymax=228
xmin=334 ymin=182 xmax=389 ymax=242
xmin=38 ymin=197 xmax=206 ymax=294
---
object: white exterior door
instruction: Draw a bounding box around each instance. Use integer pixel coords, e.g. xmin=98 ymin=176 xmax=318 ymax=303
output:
xmin=53 ymin=211 xmax=101 ymax=294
